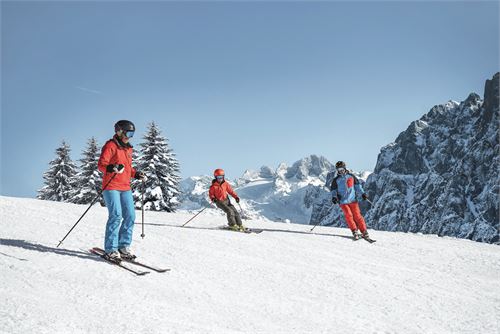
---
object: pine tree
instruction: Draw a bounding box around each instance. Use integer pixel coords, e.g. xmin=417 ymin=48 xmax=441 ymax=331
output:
xmin=69 ymin=137 xmax=103 ymax=204
xmin=37 ymin=141 xmax=77 ymax=202
xmin=134 ymin=122 xmax=181 ymax=212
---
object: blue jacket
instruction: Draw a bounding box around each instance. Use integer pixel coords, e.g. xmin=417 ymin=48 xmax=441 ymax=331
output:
xmin=330 ymin=173 xmax=365 ymax=205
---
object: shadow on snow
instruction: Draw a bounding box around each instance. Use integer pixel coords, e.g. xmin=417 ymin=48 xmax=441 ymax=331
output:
xmin=137 ymin=222 xmax=354 ymax=240
xmin=0 ymin=238 xmax=101 ymax=262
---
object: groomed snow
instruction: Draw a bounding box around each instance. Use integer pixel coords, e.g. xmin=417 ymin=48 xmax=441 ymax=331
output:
xmin=1 ymin=196 xmax=500 ymax=334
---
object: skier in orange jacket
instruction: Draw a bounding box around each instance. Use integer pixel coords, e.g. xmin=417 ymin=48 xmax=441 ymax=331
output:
xmin=208 ymin=169 xmax=244 ymax=231
xmin=97 ymin=120 xmax=146 ymax=261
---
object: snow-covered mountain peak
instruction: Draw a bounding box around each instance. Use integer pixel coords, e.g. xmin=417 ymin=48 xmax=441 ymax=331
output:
xmin=259 ymin=165 xmax=275 ymax=179
xmin=284 ymin=154 xmax=333 ymax=181
xmin=275 ymin=162 xmax=288 ymax=178
xmin=239 ymin=165 xmax=276 ymax=182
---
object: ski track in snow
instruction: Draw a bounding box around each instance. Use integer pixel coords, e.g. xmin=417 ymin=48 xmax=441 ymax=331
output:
xmin=1 ymin=196 xmax=500 ymax=334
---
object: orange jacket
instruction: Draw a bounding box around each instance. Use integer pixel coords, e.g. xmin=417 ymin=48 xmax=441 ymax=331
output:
xmin=209 ymin=180 xmax=239 ymax=202
xmin=98 ymin=136 xmax=137 ymax=191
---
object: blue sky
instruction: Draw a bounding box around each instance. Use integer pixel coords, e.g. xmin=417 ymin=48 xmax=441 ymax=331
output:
xmin=1 ymin=1 xmax=498 ymax=198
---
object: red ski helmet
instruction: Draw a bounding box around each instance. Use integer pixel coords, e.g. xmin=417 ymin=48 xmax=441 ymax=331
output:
xmin=214 ymin=169 xmax=225 ymax=177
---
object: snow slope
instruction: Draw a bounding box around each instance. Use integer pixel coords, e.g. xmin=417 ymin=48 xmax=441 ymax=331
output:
xmin=1 ymin=196 xmax=500 ymax=334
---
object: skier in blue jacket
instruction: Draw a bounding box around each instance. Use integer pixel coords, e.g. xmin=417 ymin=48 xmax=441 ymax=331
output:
xmin=330 ymin=161 xmax=370 ymax=240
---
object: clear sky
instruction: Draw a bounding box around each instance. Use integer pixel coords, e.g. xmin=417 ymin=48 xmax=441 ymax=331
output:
xmin=1 ymin=1 xmax=499 ymax=198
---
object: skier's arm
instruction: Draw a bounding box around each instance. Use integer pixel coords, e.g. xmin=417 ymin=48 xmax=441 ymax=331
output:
xmin=98 ymin=143 xmax=116 ymax=174
xmin=208 ymin=186 xmax=216 ymax=202
xmin=226 ymin=183 xmax=239 ymax=201
xmin=330 ymin=177 xmax=338 ymax=199
xmin=352 ymin=174 xmax=365 ymax=196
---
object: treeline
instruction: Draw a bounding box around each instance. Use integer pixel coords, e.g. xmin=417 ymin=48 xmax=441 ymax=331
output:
xmin=37 ymin=122 xmax=180 ymax=212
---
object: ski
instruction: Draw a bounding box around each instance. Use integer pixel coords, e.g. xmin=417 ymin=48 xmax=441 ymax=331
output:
xmin=219 ymin=226 xmax=263 ymax=234
xmin=89 ymin=248 xmax=150 ymax=276
xmin=362 ymin=237 xmax=377 ymax=243
xmin=92 ymin=247 xmax=170 ymax=273
xmin=93 ymin=247 xmax=170 ymax=273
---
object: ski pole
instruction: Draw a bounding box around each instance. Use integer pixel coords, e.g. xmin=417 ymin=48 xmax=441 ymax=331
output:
xmin=181 ymin=207 xmax=208 ymax=227
xmin=237 ymin=202 xmax=248 ymax=220
xmin=57 ymin=173 xmax=118 ymax=248
xmin=140 ymin=179 xmax=145 ymax=239
xmin=310 ymin=205 xmax=335 ymax=232
xmin=365 ymin=199 xmax=374 ymax=206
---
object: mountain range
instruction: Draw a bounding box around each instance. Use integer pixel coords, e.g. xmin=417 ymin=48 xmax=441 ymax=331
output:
xmin=181 ymin=73 xmax=499 ymax=244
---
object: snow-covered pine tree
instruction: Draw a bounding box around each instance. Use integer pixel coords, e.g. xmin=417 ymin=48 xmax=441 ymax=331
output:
xmin=69 ymin=137 xmax=103 ymax=204
xmin=133 ymin=122 xmax=181 ymax=212
xmin=37 ymin=141 xmax=77 ymax=202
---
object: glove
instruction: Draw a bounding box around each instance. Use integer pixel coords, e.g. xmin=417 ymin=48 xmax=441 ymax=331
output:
xmin=211 ymin=198 xmax=218 ymax=203
xmin=106 ymin=164 xmax=124 ymax=174
xmin=331 ymin=196 xmax=339 ymax=204
xmin=362 ymin=193 xmax=368 ymax=201
xmin=235 ymin=197 xmax=240 ymax=203
xmin=136 ymin=171 xmax=147 ymax=181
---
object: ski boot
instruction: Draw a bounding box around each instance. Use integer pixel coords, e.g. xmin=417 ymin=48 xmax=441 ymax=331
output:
xmin=104 ymin=250 xmax=122 ymax=263
xmin=118 ymin=247 xmax=137 ymax=261
xmin=361 ymin=231 xmax=370 ymax=240
xmin=352 ymin=229 xmax=362 ymax=240
xmin=227 ymin=224 xmax=240 ymax=231
xmin=237 ymin=224 xmax=247 ymax=232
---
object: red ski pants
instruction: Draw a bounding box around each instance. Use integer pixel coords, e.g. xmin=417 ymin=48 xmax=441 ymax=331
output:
xmin=340 ymin=202 xmax=367 ymax=233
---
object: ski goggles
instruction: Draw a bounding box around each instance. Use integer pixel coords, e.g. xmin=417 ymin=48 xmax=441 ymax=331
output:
xmin=124 ymin=130 xmax=135 ymax=138
xmin=336 ymin=167 xmax=346 ymax=173
xmin=216 ymin=175 xmax=225 ymax=180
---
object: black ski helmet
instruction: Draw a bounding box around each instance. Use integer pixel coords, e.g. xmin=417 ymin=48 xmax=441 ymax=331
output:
xmin=114 ymin=120 xmax=135 ymax=133
xmin=335 ymin=161 xmax=346 ymax=169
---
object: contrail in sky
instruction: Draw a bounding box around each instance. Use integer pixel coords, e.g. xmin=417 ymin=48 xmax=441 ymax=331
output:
xmin=75 ymin=86 xmax=103 ymax=95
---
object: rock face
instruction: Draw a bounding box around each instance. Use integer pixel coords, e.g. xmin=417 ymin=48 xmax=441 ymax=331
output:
xmin=363 ymin=73 xmax=499 ymax=243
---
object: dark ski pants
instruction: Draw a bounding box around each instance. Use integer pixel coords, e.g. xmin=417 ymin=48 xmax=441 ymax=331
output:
xmin=215 ymin=199 xmax=242 ymax=226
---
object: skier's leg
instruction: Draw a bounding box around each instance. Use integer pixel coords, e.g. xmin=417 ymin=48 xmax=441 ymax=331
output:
xmin=216 ymin=200 xmax=237 ymax=226
xmin=229 ymin=203 xmax=243 ymax=226
xmin=118 ymin=190 xmax=136 ymax=249
xmin=339 ymin=204 xmax=357 ymax=231
xmin=103 ymin=190 xmax=123 ymax=253
xmin=349 ymin=202 xmax=367 ymax=233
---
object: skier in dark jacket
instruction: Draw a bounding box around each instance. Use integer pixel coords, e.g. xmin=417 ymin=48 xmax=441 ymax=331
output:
xmin=208 ymin=168 xmax=244 ymax=231
xmin=330 ymin=161 xmax=370 ymax=240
